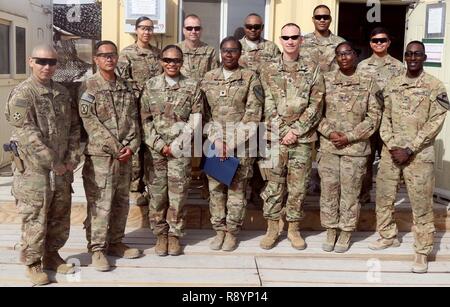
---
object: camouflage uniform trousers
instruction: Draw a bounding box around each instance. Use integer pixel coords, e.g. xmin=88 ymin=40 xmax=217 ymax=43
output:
xmin=82 ymin=155 xmax=131 ymax=252
xmin=318 ymin=152 xmax=368 ymax=231
xmin=208 ymin=158 xmax=254 ymax=234
xmin=260 ymin=143 xmax=312 ymax=222
xmin=13 ymin=169 xmax=73 ymax=266
xmin=376 ymin=153 xmax=435 ymax=255
xmin=147 ymin=149 xmax=191 ymax=238
xmin=360 ymin=130 xmax=383 ymax=199
xmin=130 ymin=143 xmax=151 ymax=193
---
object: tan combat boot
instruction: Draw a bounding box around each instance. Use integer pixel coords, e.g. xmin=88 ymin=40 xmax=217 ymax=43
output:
xmin=334 ymin=231 xmax=352 ymax=253
xmin=108 ymin=242 xmax=141 ymax=259
xmin=368 ymin=237 xmax=401 ymax=250
xmin=222 ymin=232 xmax=238 ymax=252
xmin=260 ymin=220 xmax=280 ymax=250
xmin=287 ymin=222 xmax=306 ymax=250
xmin=26 ymin=262 xmax=50 ymax=286
xmin=412 ymin=253 xmax=428 ymax=274
xmin=209 ymin=231 xmax=226 ymax=251
xmin=322 ymin=228 xmax=337 ymax=252
xmin=43 ymin=251 xmax=75 ymax=274
xmin=155 ymin=234 xmax=168 ymax=256
xmin=168 ymin=236 xmax=182 ymax=256
xmin=91 ymin=250 xmax=111 ymax=272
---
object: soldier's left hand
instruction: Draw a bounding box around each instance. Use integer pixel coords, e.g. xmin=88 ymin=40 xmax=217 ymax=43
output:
xmin=390 ymin=148 xmax=411 ymax=165
xmin=281 ymin=131 xmax=298 ymax=145
xmin=332 ymin=134 xmax=349 ymax=149
xmin=118 ymin=147 xmax=133 ymax=163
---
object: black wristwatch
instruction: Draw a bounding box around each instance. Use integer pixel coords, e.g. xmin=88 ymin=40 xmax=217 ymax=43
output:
xmin=405 ymin=147 xmax=414 ymax=156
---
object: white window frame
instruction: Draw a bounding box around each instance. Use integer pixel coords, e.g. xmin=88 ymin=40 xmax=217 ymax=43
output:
xmin=178 ymin=0 xmax=271 ymax=42
xmin=0 ymin=11 xmax=28 ymax=80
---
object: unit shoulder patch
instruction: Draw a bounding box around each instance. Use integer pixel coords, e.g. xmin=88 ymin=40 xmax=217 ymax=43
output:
xmin=436 ymin=92 xmax=449 ymax=110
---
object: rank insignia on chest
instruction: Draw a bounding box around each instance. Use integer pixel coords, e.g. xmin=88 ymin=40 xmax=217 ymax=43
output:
xmin=12 ymin=112 xmax=22 ymax=121
xmin=220 ymin=90 xmax=227 ymax=97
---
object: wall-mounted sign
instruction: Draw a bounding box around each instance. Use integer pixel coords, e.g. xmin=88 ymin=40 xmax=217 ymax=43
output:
xmin=423 ymin=38 xmax=444 ymax=68
xmin=124 ymin=0 xmax=166 ymax=34
xmin=425 ymin=3 xmax=446 ymax=38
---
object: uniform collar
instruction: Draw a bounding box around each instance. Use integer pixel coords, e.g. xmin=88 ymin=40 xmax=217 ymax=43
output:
xmin=399 ymin=71 xmax=426 ymax=88
xmin=92 ymin=71 xmax=127 ymax=91
xmin=179 ymin=40 xmax=208 ymax=53
xmin=213 ymin=66 xmax=243 ymax=82
xmin=241 ymin=37 xmax=266 ymax=51
xmin=29 ymin=76 xmax=64 ymax=97
xmin=309 ymin=31 xmax=338 ymax=46
xmin=332 ymin=70 xmax=360 ymax=85
xmin=275 ymin=54 xmax=309 ymax=72
xmin=367 ymin=54 xmax=396 ymax=66
xmin=133 ymin=43 xmax=158 ymax=56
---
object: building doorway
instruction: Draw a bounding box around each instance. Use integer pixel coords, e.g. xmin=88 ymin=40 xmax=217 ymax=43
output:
xmin=337 ymin=2 xmax=409 ymax=63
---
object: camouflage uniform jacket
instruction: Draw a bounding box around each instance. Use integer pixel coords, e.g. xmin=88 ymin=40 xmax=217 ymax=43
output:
xmin=381 ymin=71 xmax=448 ymax=162
xmin=79 ymin=72 xmax=141 ymax=157
xmin=177 ymin=40 xmax=220 ymax=80
xmin=302 ymin=32 xmax=345 ymax=73
xmin=318 ymin=70 xmax=382 ymax=157
xmin=357 ymin=54 xmax=405 ymax=91
xmin=260 ymin=55 xmax=325 ymax=143
xmin=5 ymin=77 xmax=81 ymax=173
xmin=117 ymin=43 xmax=162 ymax=90
xmin=140 ymin=74 xmax=204 ymax=153
xmin=238 ymin=37 xmax=281 ymax=73
xmin=201 ymin=67 xmax=263 ymax=150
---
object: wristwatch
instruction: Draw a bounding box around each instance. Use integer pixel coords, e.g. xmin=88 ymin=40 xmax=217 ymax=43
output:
xmin=405 ymin=147 xmax=414 ymax=156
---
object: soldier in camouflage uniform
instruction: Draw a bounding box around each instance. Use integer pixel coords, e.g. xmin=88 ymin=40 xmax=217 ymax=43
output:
xmin=5 ymin=44 xmax=80 ymax=285
xmin=318 ymin=42 xmax=382 ymax=253
xmin=177 ymin=14 xmax=219 ymax=201
xmin=117 ymin=17 xmax=163 ymax=206
xmin=258 ymin=23 xmax=325 ymax=250
xmin=141 ymin=45 xmax=204 ymax=256
xmin=80 ymin=41 xmax=141 ymax=272
xmin=357 ymin=27 xmax=405 ymax=204
xmin=239 ymin=13 xmax=281 ymax=73
xmin=201 ymin=37 xmax=263 ymax=252
xmin=369 ymin=41 xmax=448 ymax=274
xmin=177 ymin=14 xmax=219 ymax=80
xmin=238 ymin=13 xmax=280 ymax=207
xmin=302 ymin=5 xmax=345 ymax=73
xmin=302 ymin=5 xmax=345 ymax=195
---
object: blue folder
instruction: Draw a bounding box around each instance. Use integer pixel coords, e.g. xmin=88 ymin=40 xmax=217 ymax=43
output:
xmin=202 ymin=145 xmax=240 ymax=187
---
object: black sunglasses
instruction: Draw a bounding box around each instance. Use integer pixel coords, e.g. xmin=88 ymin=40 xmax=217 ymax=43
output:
xmin=404 ymin=51 xmax=425 ymax=58
xmin=281 ymin=35 xmax=301 ymax=41
xmin=33 ymin=57 xmax=57 ymax=66
xmin=314 ymin=15 xmax=331 ymax=21
xmin=371 ymin=38 xmax=389 ymax=44
xmin=245 ymin=24 xmax=263 ymax=31
xmin=185 ymin=26 xmax=202 ymax=32
xmin=161 ymin=57 xmax=183 ymax=64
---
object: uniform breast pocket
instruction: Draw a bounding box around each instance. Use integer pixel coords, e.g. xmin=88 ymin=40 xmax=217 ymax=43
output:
xmin=148 ymin=101 xmax=164 ymax=117
xmin=174 ymin=96 xmax=192 ymax=122
xmin=229 ymin=85 xmax=247 ymax=105
xmin=351 ymin=92 xmax=369 ymax=116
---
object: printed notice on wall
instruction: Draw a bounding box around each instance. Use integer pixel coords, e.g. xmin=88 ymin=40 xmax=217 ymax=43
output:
xmin=428 ymin=7 xmax=443 ymax=34
xmin=131 ymin=0 xmax=157 ymax=16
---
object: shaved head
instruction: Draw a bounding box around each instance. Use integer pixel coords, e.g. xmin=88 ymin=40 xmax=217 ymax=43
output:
xmin=31 ymin=44 xmax=57 ymax=58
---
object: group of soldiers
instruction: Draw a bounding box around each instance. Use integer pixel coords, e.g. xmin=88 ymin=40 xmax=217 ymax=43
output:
xmin=4 ymin=4 xmax=449 ymax=286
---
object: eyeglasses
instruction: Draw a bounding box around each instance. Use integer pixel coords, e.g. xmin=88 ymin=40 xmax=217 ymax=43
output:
xmin=32 ymin=57 xmax=58 ymax=66
xmin=245 ymin=24 xmax=263 ymax=31
xmin=314 ymin=15 xmax=331 ymax=21
xmin=161 ymin=57 xmax=183 ymax=65
xmin=404 ymin=51 xmax=425 ymax=58
xmin=336 ymin=50 xmax=355 ymax=57
xmin=137 ymin=25 xmax=154 ymax=32
xmin=185 ymin=26 xmax=202 ymax=32
xmin=281 ymin=35 xmax=301 ymax=41
xmin=371 ymin=38 xmax=389 ymax=44
xmin=221 ymin=48 xmax=241 ymax=54
xmin=96 ymin=53 xmax=118 ymax=59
